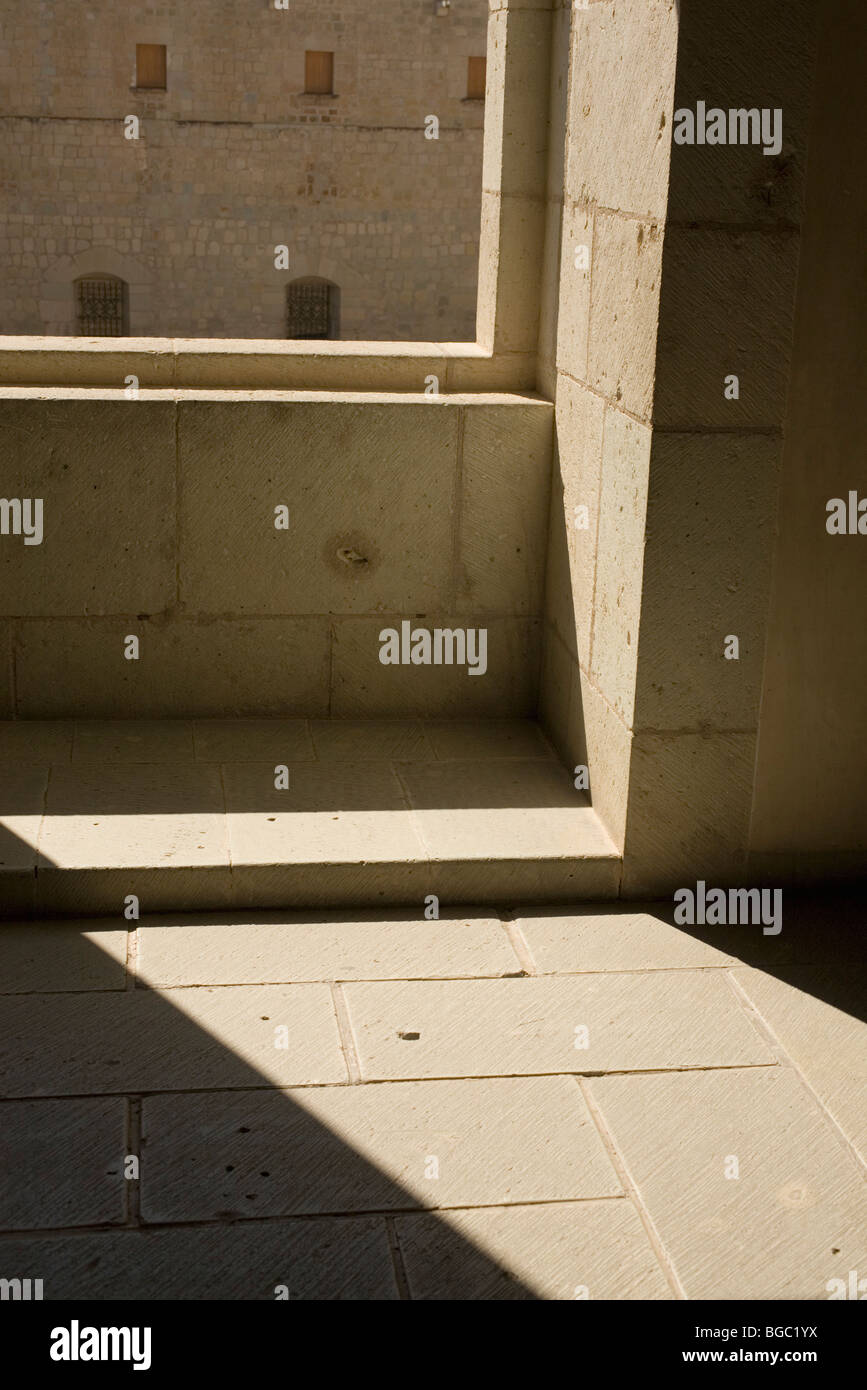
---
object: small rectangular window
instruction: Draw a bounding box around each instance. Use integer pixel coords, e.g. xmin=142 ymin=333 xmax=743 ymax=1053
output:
xmin=304 ymin=51 xmax=334 ymax=96
xmin=75 ymin=277 xmax=128 ymax=336
xmin=467 ymin=56 xmax=486 ymax=101
xmin=136 ymin=44 xmax=167 ymax=90
xmin=287 ymin=281 xmax=337 ymax=339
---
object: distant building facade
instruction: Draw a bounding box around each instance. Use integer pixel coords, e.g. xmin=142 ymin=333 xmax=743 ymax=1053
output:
xmin=0 ymin=0 xmax=487 ymax=340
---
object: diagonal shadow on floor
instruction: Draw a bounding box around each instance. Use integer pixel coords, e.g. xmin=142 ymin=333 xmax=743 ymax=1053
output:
xmin=0 ymin=923 xmax=547 ymax=1301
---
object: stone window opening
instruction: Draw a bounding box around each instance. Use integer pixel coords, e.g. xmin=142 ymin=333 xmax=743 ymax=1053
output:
xmin=286 ymin=278 xmax=340 ymax=339
xmin=304 ymin=51 xmax=334 ymax=96
xmin=466 ymin=56 xmax=486 ymax=101
xmin=74 ymin=275 xmax=129 ymax=336
xmin=10 ymin=2 xmax=517 ymax=356
xmin=135 ymin=44 xmax=167 ymax=90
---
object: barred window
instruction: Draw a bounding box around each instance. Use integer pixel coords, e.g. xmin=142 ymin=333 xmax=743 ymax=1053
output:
xmin=74 ymin=276 xmax=128 ymax=336
xmin=286 ymin=279 xmax=339 ymax=339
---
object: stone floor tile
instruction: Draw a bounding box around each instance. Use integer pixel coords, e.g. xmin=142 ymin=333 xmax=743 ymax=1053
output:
xmin=424 ymin=719 xmax=554 ymax=761
xmin=516 ymin=904 xmax=737 ymax=973
xmin=0 ymin=921 xmax=127 ymax=992
xmin=0 ymin=763 xmax=47 ymax=869
xmin=589 ymin=1066 xmax=867 ymax=1299
xmin=137 ymin=909 xmax=519 ymax=985
xmin=734 ymin=963 xmax=867 ymax=1163
xmin=223 ymin=761 xmax=427 ymax=866
xmin=0 ymin=1217 xmax=398 ymax=1299
xmin=0 ymin=722 xmax=72 ymax=762
xmin=343 ymin=972 xmax=774 ymax=1080
xmin=0 ymin=1098 xmax=126 ymax=1229
xmin=0 ymin=869 xmax=35 ymax=917
xmin=193 ymin=719 xmax=314 ymax=763
xmin=399 ymin=758 xmax=617 ymax=860
xmin=139 ymin=1075 xmax=620 ymax=1222
xmin=0 ymin=984 xmax=345 ymax=1095
xmin=38 ymin=763 xmax=227 ymax=869
xmin=310 ymin=719 xmax=432 ymax=761
xmin=397 ymin=1199 xmax=673 ymax=1300
xmin=73 ymin=721 xmax=195 ymax=763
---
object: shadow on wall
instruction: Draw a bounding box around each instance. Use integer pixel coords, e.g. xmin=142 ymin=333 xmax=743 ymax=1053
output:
xmin=532 ymin=0 xmax=592 ymax=817
xmin=536 ymin=425 xmax=592 ymax=800
xmin=535 ymin=0 xmax=821 ymax=863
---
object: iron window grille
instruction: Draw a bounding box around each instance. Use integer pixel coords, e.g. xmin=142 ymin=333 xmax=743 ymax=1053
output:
xmin=286 ymin=280 xmax=338 ymax=339
xmin=75 ymin=277 xmax=128 ymax=336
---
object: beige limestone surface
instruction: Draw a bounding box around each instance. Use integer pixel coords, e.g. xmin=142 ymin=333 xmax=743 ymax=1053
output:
xmin=0 ymin=893 xmax=862 ymax=1299
xmin=0 ymin=0 xmax=489 ymax=343
xmin=0 ymin=717 xmax=619 ymax=916
xmin=0 ymin=392 xmax=553 ymax=721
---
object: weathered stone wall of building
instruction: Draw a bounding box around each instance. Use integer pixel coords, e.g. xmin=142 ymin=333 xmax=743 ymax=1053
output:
xmin=538 ymin=0 xmax=678 ymax=868
xmin=749 ymin=0 xmax=867 ymax=877
xmin=0 ymin=393 xmax=552 ymax=718
xmin=0 ymin=0 xmax=487 ymax=339
xmin=538 ymin=0 xmax=822 ymax=893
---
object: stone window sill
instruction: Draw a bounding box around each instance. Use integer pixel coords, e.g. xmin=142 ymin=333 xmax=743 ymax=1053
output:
xmin=0 ymin=337 xmax=535 ymax=394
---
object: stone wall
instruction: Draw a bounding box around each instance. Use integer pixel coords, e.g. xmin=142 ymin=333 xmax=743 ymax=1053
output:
xmin=749 ymin=0 xmax=867 ymax=879
xmin=538 ymin=0 xmax=679 ymax=866
xmin=0 ymin=0 xmax=488 ymax=340
xmin=538 ymin=0 xmax=825 ymax=893
xmin=0 ymin=392 xmax=552 ymax=717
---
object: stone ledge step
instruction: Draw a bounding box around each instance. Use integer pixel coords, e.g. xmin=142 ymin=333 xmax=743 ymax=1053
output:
xmin=0 ymin=718 xmax=620 ymax=916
